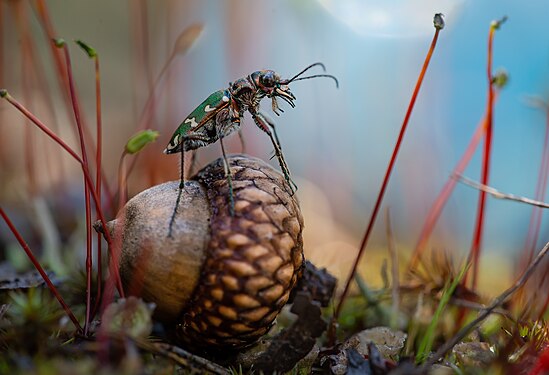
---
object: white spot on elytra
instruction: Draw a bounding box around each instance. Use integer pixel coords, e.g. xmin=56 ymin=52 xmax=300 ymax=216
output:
xmin=185 ymin=117 xmax=199 ymax=128
xmin=222 ymin=95 xmax=229 ymax=102
xmin=204 ymin=105 xmax=216 ymax=112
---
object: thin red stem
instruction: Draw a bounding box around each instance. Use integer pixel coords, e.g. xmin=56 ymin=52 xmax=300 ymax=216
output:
xmin=466 ymin=25 xmax=496 ymax=290
xmin=94 ymin=56 xmax=103 ymax=315
xmin=33 ymin=0 xmax=115 ymax=210
xmin=118 ymin=152 xmax=129 ymax=211
xmin=523 ymin=106 xmax=549 ymax=266
xmin=334 ymin=27 xmax=441 ymax=321
xmin=59 ymin=44 xmax=94 ymax=334
xmin=535 ymin=108 xmax=549 ymax=320
xmin=527 ymin=345 xmax=549 ymax=375
xmin=0 ymin=207 xmax=82 ymax=332
xmin=409 ymin=92 xmax=500 ymax=270
xmin=1 ymin=94 xmax=125 ymax=298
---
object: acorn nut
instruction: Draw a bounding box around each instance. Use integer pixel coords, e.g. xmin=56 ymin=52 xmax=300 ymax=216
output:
xmin=108 ymin=154 xmax=304 ymax=349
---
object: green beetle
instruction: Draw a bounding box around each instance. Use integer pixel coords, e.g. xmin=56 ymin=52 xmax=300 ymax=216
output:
xmin=165 ymin=63 xmax=338 ymax=236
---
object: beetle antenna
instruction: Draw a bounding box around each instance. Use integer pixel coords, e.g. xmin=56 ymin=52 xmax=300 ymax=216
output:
xmin=285 ymin=62 xmax=326 ymax=84
xmin=291 ymin=74 xmax=339 ymax=88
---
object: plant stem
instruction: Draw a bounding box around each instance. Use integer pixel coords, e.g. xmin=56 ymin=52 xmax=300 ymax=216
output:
xmin=118 ymin=151 xmax=129 ymax=211
xmin=333 ymin=19 xmax=443 ymax=325
xmin=94 ymin=55 xmax=104 ymax=317
xmin=59 ymin=44 xmax=94 ymax=334
xmin=457 ymin=174 xmax=549 ymax=209
xmin=0 ymin=92 xmax=125 ymax=299
xmin=33 ymin=0 xmax=115 ymax=208
xmin=409 ymin=93 xmax=500 ymax=270
xmin=421 ymin=239 xmax=549 ymax=370
xmin=523 ymin=105 xmax=549 ymax=267
xmin=0 ymin=207 xmax=82 ymax=332
xmin=466 ymin=19 xmax=503 ymax=290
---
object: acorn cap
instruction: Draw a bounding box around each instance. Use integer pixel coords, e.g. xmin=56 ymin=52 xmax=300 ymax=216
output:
xmin=180 ymin=154 xmax=304 ymax=348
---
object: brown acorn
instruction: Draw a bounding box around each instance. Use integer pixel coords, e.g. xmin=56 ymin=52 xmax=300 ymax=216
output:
xmin=107 ymin=154 xmax=304 ymax=349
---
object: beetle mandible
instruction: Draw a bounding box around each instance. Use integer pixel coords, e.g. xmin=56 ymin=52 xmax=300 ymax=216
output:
xmin=164 ymin=62 xmax=338 ymax=236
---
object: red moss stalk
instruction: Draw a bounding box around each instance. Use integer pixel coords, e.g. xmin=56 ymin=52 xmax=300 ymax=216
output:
xmin=466 ymin=17 xmax=506 ymax=290
xmin=523 ymin=104 xmax=549 ymax=266
xmin=333 ymin=14 xmax=444 ymax=323
xmin=33 ymin=0 xmax=115 ymax=208
xmin=57 ymin=42 xmax=95 ymax=334
xmin=409 ymin=92 xmax=501 ymax=270
xmin=533 ymin=106 xmax=549 ymax=320
xmin=0 ymin=91 xmax=125 ymax=300
xmin=94 ymin=55 xmax=104 ymax=316
xmin=0 ymin=207 xmax=82 ymax=332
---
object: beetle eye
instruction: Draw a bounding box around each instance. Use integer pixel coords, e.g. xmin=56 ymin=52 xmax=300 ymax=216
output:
xmin=259 ymin=72 xmax=276 ymax=87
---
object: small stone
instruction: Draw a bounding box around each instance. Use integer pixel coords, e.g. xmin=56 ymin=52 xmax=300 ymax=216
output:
xmin=350 ymin=326 xmax=407 ymax=359
xmin=453 ymin=341 xmax=495 ymax=368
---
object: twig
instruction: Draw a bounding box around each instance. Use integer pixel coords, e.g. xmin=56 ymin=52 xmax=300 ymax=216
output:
xmin=448 ymin=297 xmax=514 ymax=321
xmin=135 ymin=339 xmax=230 ymax=375
xmin=421 ymin=239 xmax=549 ymax=370
xmin=456 ymin=174 xmax=549 ymax=209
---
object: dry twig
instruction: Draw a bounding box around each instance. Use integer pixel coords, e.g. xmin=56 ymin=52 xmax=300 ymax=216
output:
xmin=456 ymin=174 xmax=549 ymax=209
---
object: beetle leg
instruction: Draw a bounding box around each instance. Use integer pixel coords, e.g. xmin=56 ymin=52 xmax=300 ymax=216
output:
xmin=168 ymin=143 xmax=186 ymax=238
xmin=216 ymin=110 xmax=238 ymax=215
xmin=218 ymin=135 xmax=235 ymax=216
xmin=251 ymin=110 xmax=297 ymax=194
xmin=168 ymin=133 xmax=220 ymax=237
xmin=188 ymin=150 xmax=198 ymax=176
xmin=237 ymin=129 xmax=247 ymax=153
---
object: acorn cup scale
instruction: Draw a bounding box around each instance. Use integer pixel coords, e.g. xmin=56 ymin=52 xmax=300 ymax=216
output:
xmin=107 ymin=154 xmax=304 ymax=349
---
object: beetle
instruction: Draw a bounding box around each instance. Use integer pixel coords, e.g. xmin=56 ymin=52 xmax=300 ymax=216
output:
xmin=164 ymin=62 xmax=338 ymax=236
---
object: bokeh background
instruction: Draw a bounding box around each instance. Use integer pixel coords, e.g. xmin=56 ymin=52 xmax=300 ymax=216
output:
xmin=1 ymin=0 xmax=549 ymax=290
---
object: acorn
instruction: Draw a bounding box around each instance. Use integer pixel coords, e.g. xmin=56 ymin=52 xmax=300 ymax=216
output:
xmin=107 ymin=154 xmax=304 ymax=349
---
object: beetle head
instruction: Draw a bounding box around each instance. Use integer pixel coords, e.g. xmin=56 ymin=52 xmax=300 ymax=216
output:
xmin=250 ymin=70 xmax=296 ymax=108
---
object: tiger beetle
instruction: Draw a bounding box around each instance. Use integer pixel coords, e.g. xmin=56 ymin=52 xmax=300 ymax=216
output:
xmin=164 ymin=62 xmax=338 ymax=237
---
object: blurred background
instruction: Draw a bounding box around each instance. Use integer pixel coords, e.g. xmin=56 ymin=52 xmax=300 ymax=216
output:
xmin=1 ymin=0 xmax=549 ymax=291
